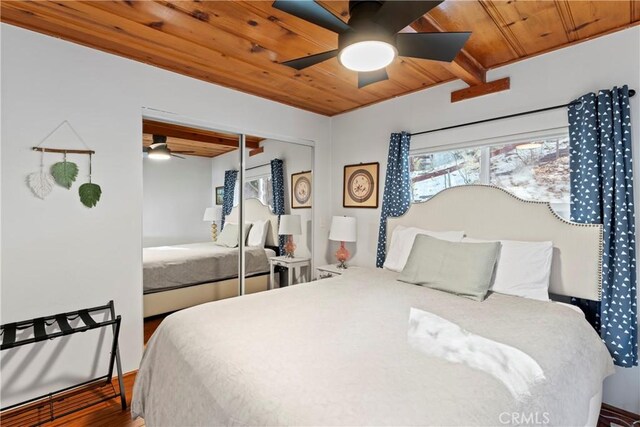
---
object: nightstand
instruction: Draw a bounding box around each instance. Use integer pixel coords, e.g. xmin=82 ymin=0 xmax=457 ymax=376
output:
xmin=269 ymin=256 xmax=311 ymax=289
xmin=315 ymin=264 xmax=358 ymax=280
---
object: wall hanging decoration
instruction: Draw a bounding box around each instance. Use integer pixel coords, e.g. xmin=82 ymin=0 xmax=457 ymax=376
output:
xmin=27 ymin=150 xmax=54 ymax=199
xmin=78 ymin=153 xmax=102 ymax=208
xmin=291 ymin=171 xmax=312 ymax=209
xmin=343 ymin=162 xmax=379 ymax=208
xmin=50 ymin=152 xmax=79 ymax=189
xmin=29 ymin=120 xmax=99 ymax=207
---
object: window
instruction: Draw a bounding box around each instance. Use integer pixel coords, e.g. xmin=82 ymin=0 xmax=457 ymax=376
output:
xmin=233 ymin=175 xmax=273 ymax=208
xmin=410 ymin=134 xmax=570 ymax=217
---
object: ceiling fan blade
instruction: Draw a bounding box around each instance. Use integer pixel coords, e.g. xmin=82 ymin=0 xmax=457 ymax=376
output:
xmin=374 ymin=1 xmax=443 ymax=34
xmin=358 ymin=68 xmax=388 ymax=88
xmin=396 ymin=32 xmax=471 ymax=62
xmin=272 ymin=0 xmax=350 ymax=34
xmin=281 ymin=49 xmax=338 ymax=70
xmin=171 ymin=154 xmax=186 ymax=159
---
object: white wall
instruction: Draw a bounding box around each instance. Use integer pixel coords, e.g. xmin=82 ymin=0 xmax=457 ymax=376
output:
xmin=0 ymin=23 xmax=331 ymax=407
xmin=211 ymin=139 xmax=314 ymax=260
xmin=330 ymin=27 xmax=640 ymax=413
xmin=143 ymin=155 xmax=212 ymax=247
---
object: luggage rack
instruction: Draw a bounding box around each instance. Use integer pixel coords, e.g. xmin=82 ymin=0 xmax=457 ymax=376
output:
xmin=0 ymin=301 xmax=126 ymax=427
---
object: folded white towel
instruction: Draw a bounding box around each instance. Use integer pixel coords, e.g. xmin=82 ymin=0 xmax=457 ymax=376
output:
xmin=408 ymin=308 xmax=545 ymax=400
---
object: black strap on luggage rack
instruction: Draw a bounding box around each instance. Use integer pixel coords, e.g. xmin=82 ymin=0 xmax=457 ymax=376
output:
xmin=0 ymin=300 xmax=126 ymax=427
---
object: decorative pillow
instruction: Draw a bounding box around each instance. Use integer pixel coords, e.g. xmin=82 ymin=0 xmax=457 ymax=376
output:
xmin=383 ymin=226 xmax=465 ymax=272
xmin=463 ymin=237 xmax=553 ymax=301
xmin=215 ymin=223 xmax=239 ymax=248
xmin=248 ymin=219 xmax=269 ymax=247
xmin=398 ymin=235 xmax=500 ymax=301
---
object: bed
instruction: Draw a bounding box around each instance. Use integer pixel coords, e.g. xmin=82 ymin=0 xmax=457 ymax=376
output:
xmin=143 ymin=198 xmax=280 ymax=318
xmin=133 ymin=185 xmax=613 ymax=426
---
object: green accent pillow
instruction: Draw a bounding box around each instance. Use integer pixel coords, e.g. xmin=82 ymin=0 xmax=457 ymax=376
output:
xmin=216 ymin=223 xmax=240 ymax=248
xmin=398 ymin=234 xmax=500 ymax=301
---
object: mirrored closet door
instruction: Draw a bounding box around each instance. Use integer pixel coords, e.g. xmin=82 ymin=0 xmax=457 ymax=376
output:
xmin=241 ymin=139 xmax=313 ymax=291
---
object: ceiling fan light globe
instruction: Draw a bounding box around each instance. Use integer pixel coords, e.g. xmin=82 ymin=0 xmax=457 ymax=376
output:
xmin=339 ymin=41 xmax=396 ymax=72
xmin=148 ymin=146 xmax=171 ymax=160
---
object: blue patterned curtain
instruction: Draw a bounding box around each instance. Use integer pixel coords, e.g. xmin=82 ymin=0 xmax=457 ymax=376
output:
xmin=270 ymin=159 xmax=286 ymax=254
xmin=376 ymin=132 xmax=412 ymax=267
xmin=569 ymin=85 xmax=637 ymax=367
xmin=221 ymin=169 xmax=238 ymax=229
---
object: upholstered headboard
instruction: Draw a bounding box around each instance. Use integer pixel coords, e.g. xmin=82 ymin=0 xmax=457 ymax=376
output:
xmin=227 ymin=198 xmax=279 ymax=247
xmin=387 ymin=185 xmax=603 ymax=301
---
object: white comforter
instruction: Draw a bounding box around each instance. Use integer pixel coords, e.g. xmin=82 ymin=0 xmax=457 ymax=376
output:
xmin=132 ymin=268 xmax=613 ymax=426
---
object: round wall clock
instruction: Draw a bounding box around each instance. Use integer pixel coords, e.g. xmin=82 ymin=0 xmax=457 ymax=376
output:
xmin=294 ymin=176 xmax=311 ymax=205
xmin=347 ymin=169 xmax=374 ymax=202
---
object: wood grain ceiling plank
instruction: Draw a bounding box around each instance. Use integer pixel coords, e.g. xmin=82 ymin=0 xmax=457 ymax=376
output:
xmin=0 ymin=1 xmax=342 ymax=115
xmin=633 ymin=0 xmax=640 ymax=23
xmin=554 ymin=1 xmax=578 ymax=42
xmin=158 ymin=0 xmax=381 ymax=105
xmin=566 ymin=1 xmax=631 ymax=40
xmin=426 ymin=1 xmax=519 ymax=68
xmin=70 ymin=0 xmax=360 ymax=112
xmin=95 ymin=1 xmax=374 ymax=108
xmin=481 ymin=1 xmax=570 ymax=56
xmin=477 ymin=0 xmax=527 ymax=57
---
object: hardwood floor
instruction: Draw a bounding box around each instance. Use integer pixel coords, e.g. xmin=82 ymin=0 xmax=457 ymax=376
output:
xmin=4 ymin=314 xmax=637 ymax=426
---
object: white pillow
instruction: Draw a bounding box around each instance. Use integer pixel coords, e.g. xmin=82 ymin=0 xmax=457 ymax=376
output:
xmin=247 ymin=219 xmax=269 ymax=247
xmin=383 ymin=226 xmax=465 ymax=272
xmin=463 ymin=237 xmax=553 ymax=301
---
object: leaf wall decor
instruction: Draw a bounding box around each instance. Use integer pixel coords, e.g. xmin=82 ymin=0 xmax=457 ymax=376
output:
xmin=27 ymin=170 xmax=54 ymax=199
xmin=51 ymin=160 xmax=78 ymax=189
xmin=79 ymin=182 xmax=102 ymax=208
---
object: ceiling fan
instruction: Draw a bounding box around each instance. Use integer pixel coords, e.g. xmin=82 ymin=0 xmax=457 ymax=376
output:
xmin=143 ymin=135 xmax=194 ymax=160
xmin=273 ymin=0 xmax=471 ymax=88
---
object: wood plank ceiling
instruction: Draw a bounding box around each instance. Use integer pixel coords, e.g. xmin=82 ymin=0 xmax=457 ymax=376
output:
xmin=142 ymin=119 xmax=263 ymax=158
xmin=2 ymin=1 xmax=638 ymax=116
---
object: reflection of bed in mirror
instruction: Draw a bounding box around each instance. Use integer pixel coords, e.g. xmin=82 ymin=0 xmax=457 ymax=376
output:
xmin=143 ymin=198 xmax=279 ymax=317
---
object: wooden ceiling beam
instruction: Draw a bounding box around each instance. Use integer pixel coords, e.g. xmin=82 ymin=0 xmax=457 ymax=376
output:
xmin=411 ymin=16 xmax=486 ymax=86
xmin=451 ymin=77 xmax=510 ymax=103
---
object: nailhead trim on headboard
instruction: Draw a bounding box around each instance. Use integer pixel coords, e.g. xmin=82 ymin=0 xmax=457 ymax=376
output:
xmin=406 ymin=184 xmax=603 ymax=299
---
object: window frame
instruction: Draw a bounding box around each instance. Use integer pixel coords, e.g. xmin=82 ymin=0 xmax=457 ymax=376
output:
xmin=408 ymin=127 xmax=570 ymax=215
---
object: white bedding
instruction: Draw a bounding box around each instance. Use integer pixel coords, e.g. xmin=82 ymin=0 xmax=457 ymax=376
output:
xmin=132 ymin=268 xmax=613 ymax=426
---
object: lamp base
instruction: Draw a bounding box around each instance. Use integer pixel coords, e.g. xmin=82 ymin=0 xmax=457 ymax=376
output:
xmin=335 ymin=241 xmax=350 ymax=269
xmin=211 ymin=222 xmax=218 ymax=241
xmin=284 ymin=235 xmax=296 ymax=258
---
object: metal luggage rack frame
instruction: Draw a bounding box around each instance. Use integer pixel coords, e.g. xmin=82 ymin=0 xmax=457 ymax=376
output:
xmin=0 ymin=300 xmax=126 ymax=426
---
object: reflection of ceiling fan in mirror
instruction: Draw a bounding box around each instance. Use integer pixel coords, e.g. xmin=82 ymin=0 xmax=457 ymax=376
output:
xmin=143 ymin=135 xmax=194 ymax=160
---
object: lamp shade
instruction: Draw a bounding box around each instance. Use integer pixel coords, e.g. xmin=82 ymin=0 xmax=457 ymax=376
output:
xmin=203 ymin=206 xmax=222 ymax=222
xmin=278 ymin=215 xmax=302 ymax=235
xmin=329 ymin=216 xmax=357 ymax=242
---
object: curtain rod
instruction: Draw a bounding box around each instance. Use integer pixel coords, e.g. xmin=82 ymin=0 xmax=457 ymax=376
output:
xmin=410 ymin=89 xmax=636 ymax=137
xmin=245 ymin=160 xmax=277 ymax=172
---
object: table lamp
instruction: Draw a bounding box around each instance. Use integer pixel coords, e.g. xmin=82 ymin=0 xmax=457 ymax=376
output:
xmin=203 ymin=206 xmax=223 ymax=241
xmin=278 ymin=214 xmax=302 ymax=258
xmin=329 ymin=216 xmax=357 ymax=269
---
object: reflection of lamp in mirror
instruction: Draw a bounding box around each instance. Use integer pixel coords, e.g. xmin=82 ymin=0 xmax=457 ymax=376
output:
xmin=203 ymin=206 xmax=222 ymax=241
xmin=329 ymin=216 xmax=357 ymax=269
xmin=279 ymin=215 xmax=301 ymax=258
